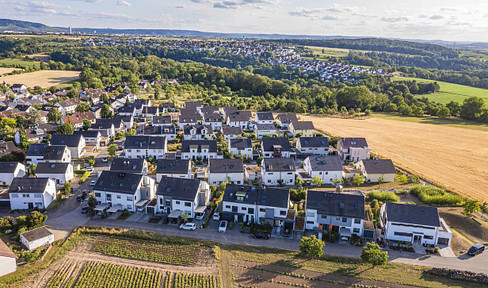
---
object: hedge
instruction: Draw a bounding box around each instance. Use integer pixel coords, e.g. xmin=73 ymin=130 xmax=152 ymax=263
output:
xmin=74 ymin=169 xmax=87 ymax=175
xmin=366 ymin=191 xmax=400 ymax=203
xmin=410 ymin=185 xmax=463 ymax=206
xmin=79 ymin=171 xmax=91 ymax=183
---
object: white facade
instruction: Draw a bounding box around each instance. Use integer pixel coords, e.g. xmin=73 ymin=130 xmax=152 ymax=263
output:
xmin=222 ymin=201 xmax=289 ymax=224
xmin=125 ymin=139 xmax=167 ymax=160
xmin=255 ymin=128 xmax=277 ymax=139
xmin=0 ymin=163 xmax=26 ymax=185
xmin=94 ymin=177 xmax=156 ymax=212
xmin=356 ymin=161 xmax=395 ymax=183
xmin=20 ymin=228 xmax=55 ymax=250
xmin=0 ymin=256 xmax=16 ymax=277
xmin=303 ymin=158 xmax=343 ymax=185
xmin=296 ymin=142 xmax=329 ymax=155
xmin=9 ymin=179 xmax=56 ymax=210
xmin=156 ymin=171 xmax=192 ymax=182
xmin=156 ymin=181 xmax=210 ymax=218
xmin=203 ymin=120 xmax=223 ymax=131
xmin=208 ymin=172 xmax=244 ymax=186
xmin=228 ymin=144 xmax=252 ymax=159
xmin=305 ymin=208 xmax=364 ymax=236
xmin=36 ymin=164 xmax=74 ymax=187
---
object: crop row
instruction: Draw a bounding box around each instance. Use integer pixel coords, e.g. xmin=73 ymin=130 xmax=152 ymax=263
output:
xmin=173 ymin=273 xmax=218 ymax=288
xmin=45 ymin=262 xmax=77 ymax=288
xmin=92 ymin=237 xmax=202 ymax=266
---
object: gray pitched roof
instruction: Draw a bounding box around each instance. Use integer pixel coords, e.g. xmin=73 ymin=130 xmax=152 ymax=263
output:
xmin=292 ymin=121 xmax=315 ymax=130
xmin=26 ymin=143 xmax=47 ymax=157
xmin=21 ymin=226 xmax=53 ymax=242
xmin=230 ymin=138 xmax=252 ymax=150
xmin=201 ymin=106 xmax=219 ymax=115
xmin=75 ymin=130 xmax=101 ymax=138
xmin=110 ymin=158 xmax=146 ymax=174
xmin=141 ymin=106 xmax=159 ymax=115
xmin=181 ymin=140 xmax=217 ymax=153
xmin=256 ymin=112 xmax=274 ymax=121
xmin=153 ymin=115 xmax=172 ymax=125
xmin=276 ymin=113 xmax=297 ymax=124
xmin=263 ymin=158 xmax=295 ymax=172
xmin=156 ymin=159 xmax=190 ymax=174
xmin=50 ymin=134 xmax=83 ymax=148
xmin=221 ymin=126 xmax=242 ymax=136
xmin=298 ymin=137 xmax=329 ymax=148
xmin=124 ymin=136 xmax=166 ymax=149
xmin=361 ymin=159 xmax=396 ymax=174
xmin=185 ymin=101 xmax=202 ymax=109
xmin=94 ymin=171 xmax=143 ymax=194
xmin=385 ymin=202 xmax=440 ymax=227
xmin=209 ymin=159 xmax=244 ymax=173
xmin=228 ymin=111 xmax=252 ymax=122
xmin=92 ymin=119 xmax=114 ymax=130
xmin=223 ymin=184 xmax=289 ymax=208
xmin=157 ymin=176 xmax=201 ymax=201
xmin=307 ymin=155 xmax=343 ymax=171
xmin=36 ymin=163 xmax=70 ymax=174
xmin=9 ymin=178 xmax=50 ymax=193
xmin=0 ymin=141 xmax=18 ymax=156
xmin=183 ymin=125 xmax=212 ymax=135
xmin=43 ymin=145 xmax=68 ymax=161
xmin=339 ymin=138 xmax=369 ymax=149
xmin=261 ymin=137 xmax=291 ymax=152
xmin=0 ymin=162 xmax=21 ymax=174
xmin=306 ymin=190 xmax=365 ymax=219
xmin=203 ymin=113 xmax=222 ymax=122
xmin=143 ymin=125 xmax=176 ymax=136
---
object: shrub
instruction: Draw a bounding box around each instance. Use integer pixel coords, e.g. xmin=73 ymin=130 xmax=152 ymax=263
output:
xmin=395 ymin=174 xmax=408 ymax=184
xmin=410 ymin=185 xmax=463 ymax=206
xmin=366 ymin=191 xmax=400 ymax=203
xmin=299 ymin=235 xmax=324 ymax=258
xmin=361 ymin=242 xmax=388 ymax=265
xmin=79 ymin=171 xmax=91 ymax=183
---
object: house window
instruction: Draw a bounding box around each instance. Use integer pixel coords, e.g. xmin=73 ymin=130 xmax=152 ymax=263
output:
xmin=306 ymin=212 xmax=315 ymax=217
xmin=165 ymin=200 xmax=171 ymax=206
xmin=241 ymin=207 xmax=247 ymax=211
xmin=342 ymin=217 xmax=347 ymax=222
xmin=248 ymin=208 xmax=254 ymax=214
xmin=22 ymin=194 xmax=30 ymax=198
xmin=354 ymin=219 xmax=361 ymax=224
xmin=185 ymin=202 xmax=191 ymax=207
xmin=394 ymin=232 xmax=413 ymax=237
xmin=175 ymin=201 xmax=180 ymax=205
xmin=321 ymin=215 xmax=327 ymax=219
xmin=259 ymin=208 xmax=265 ymax=212
xmin=127 ymin=205 xmax=133 ymax=210
xmin=127 ymin=196 xmax=133 ymax=201
xmin=306 ymin=221 xmax=314 ymax=224
xmin=336 ymin=217 xmax=340 ymax=221
xmin=11 ymin=194 xmax=19 ymax=198
xmin=159 ymin=198 xmax=163 ymax=204
xmin=353 ymin=228 xmax=360 ymax=233
xmin=225 ymin=205 xmax=230 ymax=209
xmin=95 ymin=193 xmax=101 ymax=197
xmin=232 ymin=206 xmax=238 ymax=212
xmin=280 ymin=210 xmax=286 ymax=216
xmin=424 ymin=236 xmax=434 ymax=240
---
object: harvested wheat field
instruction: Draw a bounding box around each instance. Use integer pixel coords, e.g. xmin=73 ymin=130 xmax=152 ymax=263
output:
xmin=0 ymin=67 xmax=21 ymax=75
xmin=301 ymin=114 xmax=488 ymax=202
xmin=1 ymin=70 xmax=79 ymax=88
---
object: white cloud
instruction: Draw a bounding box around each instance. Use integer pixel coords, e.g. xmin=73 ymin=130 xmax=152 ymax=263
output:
xmin=117 ymin=0 xmax=131 ymax=7
xmin=381 ymin=17 xmax=409 ymax=23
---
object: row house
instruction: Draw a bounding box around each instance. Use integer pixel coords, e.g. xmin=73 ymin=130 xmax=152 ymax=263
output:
xmin=255 ymin=112 xmax=274 ymax=125
xmin=261 ymin=158 xmax=296 ymax=186
xmin=183 ymin=125 xmax=213 ymax=141
xmin=142 ymin=125 xmax=177 ymax=141
xmin=124 ymin=136 xmax=167 ymax=159
xmin=229 ymin=138 xmax=253 ymax=159
xmin=203 ymin=113 xmax=223 ymax=131
xmin=9 ymin=178 xmax=57 ymax=210
xmin=152 ymin=115 xmax=173 ymax=126
xmin=26 ymin=144 xmax=71 ymax=166
xmin=302 ymin=155 xmax=343 ymax=185
xmin=180 ymin=140 xmax=221 ymax=161
xmin=35 ymin=163 xmax=74 ymax=187
xmin=50 ymin=134 xmax=86 ymax=158
xmin=178 ymin=113 xmax=202 ymax=130
xmin=0 ymin=162 xmax=26 ymax=185
xmin=296 ymin=137 xmax=329 ymax=155
xmin=227 ymin=111 xmax=252 ymax=129
xmin=208 ymin=159 xmax=245 ymax=185
xmin=221 ymin=126 xmax=242 ymax=141
xmin=156 ymin=159 xmax=192 ymax=182
xmin=261 ymin=137 xmax=292 ymax=158
xmin=200 ymin=106 xmax=219 ymax=116
xmin=337 ymin=138 xmax=370 ymax=163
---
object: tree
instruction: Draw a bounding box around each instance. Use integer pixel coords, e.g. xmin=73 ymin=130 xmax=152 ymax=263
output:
xmin=63 ymin=182 xmax=72 ymax=196
xmin=76 ymin=102 xmax=91 ymax=112
xmin=352 ymin=175 xmax=364 ymax=187
xmin=460 ymin=96 xmax=485 ymax=121
xmin=311 ymin=176 xmax=323 ymax=186
xmin=377 ymin=176 xmax=385 ymax=188
xmin=26 ymin=211 xmax=47 ymax=228
xmin=88 ymin=156 xmax=96 ymax=166
xmin=88 ymin=194 xmax=98 ymax=208
xmin=29 ymin=163 xmax=36 ymax=176
xmin=437 ymin=106 xmax=450 ymax=119
xmin=361 ymin=242 xmax=388 ymax=266
xmin=57 ymin=123 xmax=75 ymax=135
xmin=27 ymin=108 xmax=42 ymax=127
xmin=289 ymin=186 xmax=307 ymax=202
xmin=47 ymin=108 xmax=62 ymax=123
xmin=299 ymin=235 xmax=324 ymax=258
xmin=332 ymin=175 xmax=341 ymax=187
xmin=83 ymin=119 xmax=91 ymax=130
xmin=463 ymin=199 xmax=480 ymax=216
xmin=100 ymin=94 xmax=110 ymax=104
xmin=108 ymin=144 xmax=118 ymax=158
xmin=18 ymin=129 xmax=30 ymax=151
xmin=101 ymin=104 xmax=112 ymax=118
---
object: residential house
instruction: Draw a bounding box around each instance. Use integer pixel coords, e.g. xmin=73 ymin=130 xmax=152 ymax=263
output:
xmin=92 ymin=119 xmax=116 ymax=142
xmin=50 ymin=134 xmax=86 ymax=158
xmin=20 ymin=226 xmax=54 ymax=250
xmin=254 ymin=124 xmax=278 ymax=139
xmin=208 ymin=159 xmax=245 ymax=185
xmin=296 ymin=137 xmax=329 ymax=155
xmin=114 ymin=115 xmax=134 ymax=130
xmin=222 ymin=106 xmax=238 ymax=120
xmin=181 ymin=140 xmax=221 ymax=161
xmin=156 ymin=159 xmax=192 ymax=182
xmin=200 ymin=106 xmax=219 ymax=116
xmin=302 ymin=155 xmax=343 ymax=185
xmin=255 ymin=112 xmax=274 ymax=124
xmin=261 ymin=137 xmax=292 ymax=158
xmin=0 ymin=239 xmax=17 ymax=276
xmin=202 ymin=113 xmax=223 ymax=131
xmin=26 ymin=144 xmax=71 ymax=166
xmin=160 ymin=102 xmax=176 ymax=113
xmin=55 ymin=98 xmax=79 ymax=116
xmin=110 ymin=158 xmax=148 ymax=175
xmin=356 ymin=159 xmax=396 ymax=183
xmin=183 ymin=125 xmax=213 ymax=140
xmin=0 ymin=141 xmax=19 ymax=158
xmin=93 ymin=171 xmax=156 ymax=212
xmin=289 ymin=121 xmax=315 ymax=137
xmin=35 ymin=163 xmax=74 ymax=187
xmin=337 ymin=138 xmax=371 ymax=163
xmin=111 ymin=117 xmax=126 ymax=133
xmin=141 ymin=106 xmax=159 ymax=119
xmin=227 ymin=111 xmax=252 ymax=129
xmin=11 ymin=84 xmax=27 ymax=94
xmin=124 ymin=136 xmax=167 ymax=159
xmin=9 ymin=178 xmax=57 ymax=210
xmin=221 ymin=184 xmax=293 ymax=233
xmin=74 ymin=130 xmax=102 ymax=150
xmin=178 ymin=113 xmax=202 ymax=130
xmin=142 ymin=125 xmax=177 ymax=141
xmin=60 ymin=112 xmax=96 ymax=129
xmin=118 ymin=106 xmax=136 ymax=117
xmin=261 ymin=158 xmax=296 ymax=186
xmin=184 ymin=101 xmax=203 ymax=113
xmin=15 ymin=123 xmax=58 ymax=144
xmin=305 ymin=190 xmax=365 ymax=238
xmin=221 ymin=126 xmax=242 ymax=141
xmin=152 ymin=115 xmax=173 ymax=126
xmin=229 ymin=138 xmax=253 ymax=159
xmin=380 ymin=202 xmax=452 ymax=246
xmin=156 ymin=176 xmax=210 ymax=219
xmin=275 ymin=113 xmax=298 ymax=130
xmin=0 ymin=162 xmax=26 ymax=185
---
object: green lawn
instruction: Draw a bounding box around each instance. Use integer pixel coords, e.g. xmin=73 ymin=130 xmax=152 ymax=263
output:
xmin=0 ymin=58 xmax=40 ymax=69
xmin=392 ymin=76 xmax=488 ymax=104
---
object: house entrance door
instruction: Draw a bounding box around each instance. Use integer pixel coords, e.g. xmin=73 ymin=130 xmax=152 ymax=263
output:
xmin=413 ymin=235 xmax=422 ymax=244
xmin=28 ymin=203 xmax=34 ymax=209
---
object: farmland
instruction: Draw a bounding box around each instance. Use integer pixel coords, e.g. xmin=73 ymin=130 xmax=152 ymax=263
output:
xmin=0 ymin=67 xmax=21 ymax=75
xmin=301 ymin=114 xmax=488 ymax=202
xmin=392 ymin=76 xmax=488 ymax=104
xmin=0 ymin=70 xmax=80 ymax=88
xmin=0 ymin=58 xmax=41 ymax=69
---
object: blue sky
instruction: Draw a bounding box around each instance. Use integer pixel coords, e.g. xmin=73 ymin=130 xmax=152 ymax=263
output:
xmin=1 ymin=0 xmax=487 ymax=41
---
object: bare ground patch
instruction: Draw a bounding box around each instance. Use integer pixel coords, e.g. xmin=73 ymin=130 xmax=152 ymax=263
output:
xmin=1 ymin=70 xmax=80 ymax=88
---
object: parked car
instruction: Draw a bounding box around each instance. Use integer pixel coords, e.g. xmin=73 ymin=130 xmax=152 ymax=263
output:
xmin=85 ymin=166 xmax=94 ymax=172
xmin=218 ymin=220 xmax=228 ymax=232
xmin=81 ymin=190 xmax=89 ymax=196
xmin=179 ymin=223 xmax=197 ymax=231
xmin=81 ymin=205 xmax=89 ymax=214
xmin=252 ymin=232 xmax=270 ymax=240
xmin=195 ymin=213 xmax=205 ymax=221
xmin=213 ymin=212 xmax=220 ymax=221
xmin=468 ymin=244 xmax=485 ymax=256
xmin=102 ymin=157 xmax=108 ymax=163
xmin=90 ymin=180 xmax=97 ymax=186
xmin=76 ymin=195 xmax=84 ymax=202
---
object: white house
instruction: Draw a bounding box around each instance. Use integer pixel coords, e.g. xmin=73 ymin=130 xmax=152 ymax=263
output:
xmin=75 ymin=130 xmax=102 ymax=150
xmin=55 ymin=98 xmax=79 ymax=116
xmin=50 ymin=134 xmax=86 ymax=158
xmin=289 ymin=121 xmax=315 ymax=137
xmin=156 ymin=159 xmax=192 ymax=182
xmin=9 ymin=178 xmax=57 ymax=210
xmin=221 ymin=126 xmax=242 ymax=141
xmin=183 ymin=125 xmax=213 ymax=141
xmin=141 ymin=106 xmax=159 ymax=119
xmin=254 ymin=124 xmax=277 ymax=139
xmin=20 ymin=226 xmax=54 ymax=250
xmin=156 ymin=176 xmax=210 ymax=219
xmin=208 ymin=159 xmax=245 ymax=185
xmin=110 ymin=158 xmax=148 ymax=175
xmin=143 ymin=125 xmax=177 ymax=141
xmin=0 ymin=162 xmax=26 ymax=185
xmin=380 ymin=202 xmax=452 ymax=246
xmin=181 ymin=140 xmax=222 ymax=160
xmin=115 ymin=115 xmax=134 ymax=130
xmin=178 ymin=113 xmax=202 ymax=130
xmin=227 ymin=111 xmax=252 ymax=129
xmin=275 ymin=113 xmax=297 ymax=130
xmin=302 ymin=155 xmax=343 ymax=185
xmin=11 ymin=84 xmax=27 ymax=94
xmin=261 ymin=158 xmax=296 ymax=186
xmin=221 ymin=185 xmax=293 ymax=233
xmin=296 ymin=137 xmax=329 ymax=155
xmin=92 ymin=119 xmax=116 ymax=141
xmin=356 ymin=159 xmax=396 ymax=183
xmin=261 ymin=137 xmax=292 ymax=158
xmin=0 ymin=239 xmax=17 ymax=276
xmin=305 ymin=190 xmax=365 ymax=239
xmin=26 ymin=144 xmax=71 ymax=166
xmin=203 ymin=113 xmax=223 ymax=131
xmin=35 ymin=163 xmax=74 ymax=187
xmin=229 ymin=138 xmax=253 ymax=160
xmin=124 ymin=136 xmax=167 ymax=159
xmin=255 ymin=112 xmax=274 ymax=125
xmin=93 ymin=171 xmax=156 ymax=212
xmin=337 ymin=138 xmax=371 ymax=163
